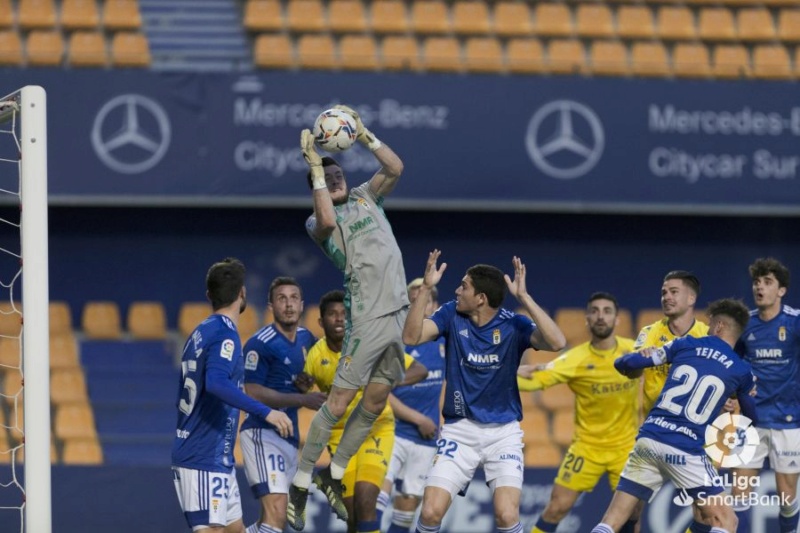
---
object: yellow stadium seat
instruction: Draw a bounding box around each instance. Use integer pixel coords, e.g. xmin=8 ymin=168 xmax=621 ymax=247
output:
xmin=635 ymin=308 xmax=665 ymax=334
xmin=533 ymin=3 xmax=573 ymax=38
xmin=238 ymin=305 xmax=261 ymax=343
xmin=738 ymin=9 xmax=776 ymax=42
xmin=254 ymin=34 xmax=294 ymax=69
xmin=617 ymin=6 xmax=655 ymax=40
xmin=111 ymin=32 xmax=151 ymax=67
xmin=554 ymin=308 xmax=588 ymax=348
xmin=103 ymin=0 xmax=142 ymax=31
xmin=0 ymin=31 xmax=22 ymax=66
xmin=548 ymin=39 xmax=585 ymax=75
xmin=673 ymin=42 xmax=711 ymax=78
xmin=0 ymin=337 xmax=20 ymax=370
xmin=0 ymin=0 xmax=14 ymax=28
xmin=18 ymin=0 xmax=57 ymax=29
xmin=286 ymin=0 xmax=326 ymax=33
xmin=297 ymin=34 xmax=337 ymax=69
xmin=243 ymin=0 xmax=283 ymax=32
xmin=127 ymin=301 xmax=167 ymax=340
xmin=631 ymin=41 xmax=670 ymax=77
xmin=493 ymin=2 xmax=532 ymax=38
xmin=178 ymin=302 xmax=213 ymax=339
xmin=51 ymin=368 xmax=89 ymax=405
xmin=657 ymin=6 xmax=696 ymax=41
xmin=575 ymin=4 xmax=614 ymax=39
xmin=68 ymin=31 xmax=107 ymax=67
xmin=753 ymin=44 xmax=793 ymax=79
xmin=61 ymin=0 xmax=100 ymax=30
xmin=422 ymin=36 xmax=461 ymax=72
xmin=506 ymin=38 xmax=545 ymax=74
xmin=552 ymin=408 xmax=575 ymax=447
xmin=3 ymin=369 xmax=22 ymax=405
xmin=50 ymin=332 xmax=80 ymax=370
xmin=712 ymin=44 xmax=751 ymax=79
xmin=540 ymin=383 xmax=575 ymax=412
xmin=698 ymin=8 xmax=736 ymax=41
xmin=464 ymin=37 xmax=503 ymax=73
xmin=8 ymin=403 xmax=23 ymax=444
xmin=340 ymin=34 xmax=379 ymax=71
xmin=62 ymin=437 xmax=103 ymax=465
xmin=302 ymin=304 xmax=324 ymax=338
xmin=411 ymin=0 xmax=451 ymax=35
xmin=370 ymin=0 xmax=409 ymax=34
xmin=81 ymin=301 xmax=122 ymax=339
xmin=778 ymin=10 xmax=800 ymax=42
xmin=54 ymin=403 xmax=97 ymax=440
xmin=381 ymin=36 xmax=421 ymax=71
xmin=520 ymin=407 xmax=550 ymax=445
xmin=328 ymin=0 xmax=368 ymax=33
xmin=616 ymin=308 xmax=635 ymax=340
xmin=452 ymin=1 xmax=491 ymax=36
xmin=50 ymin=301 xmax=73 ymax=335
xmin=524 ymin=441 xmax=562 ymax=467
xmin=0 ymin=302 xmax=21 ymax=337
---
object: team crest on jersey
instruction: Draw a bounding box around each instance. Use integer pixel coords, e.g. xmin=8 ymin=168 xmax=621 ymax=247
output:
xmin=492 ymin=329 xmax=501 ymax=345
xmin=321 ymin=358 xmax=329 ymax=366
xmin=343 ymin=356 xmax=352 ymax=369
xmin=779 ymin=327 xmax=787 ymax=341
xmin=270 ymin=473 xmax=277 ymax=485
xmin=439 ymin=344 xmax=446 ymax=358
xmin=245 ymin=350 xmax=259 ymax=371
xmin=220 ymin=339 xmax=235 ymax=361
xmin=211 ymin=498 xmax=220 ymax=512
xmin=357 ymin=198 xmax=371 ymax=210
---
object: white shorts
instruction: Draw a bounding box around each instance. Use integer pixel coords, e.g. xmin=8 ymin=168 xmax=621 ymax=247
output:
xmin=172 ymin=466 xmax=242 ymax=531
xmin=240 ymin=428 xmax=298 ymax=498
xmin=739 ymin=427 xmax=800 ymax=473
xmin=425 ymin=418 xmax=524 ymax=499
xmin=386 ymin=436 xmax=438 ymax=497
xmin=619 ymin=438 xmax=722 ymax=502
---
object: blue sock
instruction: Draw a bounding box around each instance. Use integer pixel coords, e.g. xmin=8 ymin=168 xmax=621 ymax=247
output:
xmin=388 ymin=524 xmax=411 ymax=533
xmin=689 ymin=521 xmax=712 ymax=533
xmin=780 ymin=506 xmax=799 ymax=533
xmin=533 ymin=517 xmax=558 ymax=532
xmin=619 ymin=520 xmax=637 ymax=533
xmin=376 ymin=490 xmax=390 ymax=526
xmin=734 ymin=504 xmax=751 ymax=533
xmin=357 ymin=519 xmax=380 ymax=532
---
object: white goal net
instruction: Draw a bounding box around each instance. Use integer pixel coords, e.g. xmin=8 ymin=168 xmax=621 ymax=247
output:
xmin=0 ymin=86 xmax=51 ymax=533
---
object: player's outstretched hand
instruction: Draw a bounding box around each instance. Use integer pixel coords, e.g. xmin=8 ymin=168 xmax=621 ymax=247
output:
xmin=333 ymin=104 xmax=377 ymax=147
xmin=417 ymin=417 xmax=437 ymax=440
xmin=302 ymin=391 xmax=328 ymax=410
xmin=517 ymin=364 xmax=539 ymax=378
xmin=423 ymin=249 xmax=447 ymax=288
xmin=294 ymin=372 xmax=316 ymax=393
xmin=504 ymin=256 xmax=528 ymax=301
xmin=300 ymin=129 xmax=322 ymax=169
xmin=266 ymin=410 xmax=294 ymax=439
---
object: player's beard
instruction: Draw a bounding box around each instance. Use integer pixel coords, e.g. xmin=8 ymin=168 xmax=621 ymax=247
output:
xmin=590 ymin=322 xmax=614 ymax=340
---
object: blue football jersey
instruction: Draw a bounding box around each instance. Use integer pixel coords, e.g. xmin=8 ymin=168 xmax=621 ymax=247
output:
xmin=736 ymin=305 xmax=800 ymax=429
xmin=638 ymin=336 xmax=755 ymax=455
xmin=393 ymin=338 xmax=446 ymax=446
xmin=240 ymin=325 xmax=317 ymax=446
xmin=429 ymin=301 xmax=536 ymax=425
xmin=172 ymin=314 xmax=266 ymax=472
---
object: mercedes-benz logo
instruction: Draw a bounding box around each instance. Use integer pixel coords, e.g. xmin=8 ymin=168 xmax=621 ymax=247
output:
xmin=525 ymin=100 xmax=604 ymax=180
xmin=91 ymin=94 xmax=171 ymax=174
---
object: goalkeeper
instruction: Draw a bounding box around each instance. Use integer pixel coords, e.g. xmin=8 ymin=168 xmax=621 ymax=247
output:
xmin=287 ymin=104 xmax=410 ymax=531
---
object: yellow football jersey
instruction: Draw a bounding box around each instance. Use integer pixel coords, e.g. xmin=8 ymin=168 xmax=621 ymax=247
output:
xmin=517 ymin=336 xmax=638 ymax=449
xmin=635 ymin=317 xmax=709 ymax=413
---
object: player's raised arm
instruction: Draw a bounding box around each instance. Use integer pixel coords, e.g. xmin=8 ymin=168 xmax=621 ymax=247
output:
xmin=301 ymin=129 xmax=337 ymax=242
xmin=613 ymin=346 xmax=667 ymax=378
xmin=505 ymin=256 xmax=566 ymax=352
xmin=403 ymin=250 xmax=445 ymax=345
xmin=334 ymin=104 xmax=403 ymax=198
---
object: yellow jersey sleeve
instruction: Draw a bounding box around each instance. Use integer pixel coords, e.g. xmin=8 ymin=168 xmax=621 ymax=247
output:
xmin=517 ymin=348 xmax=583 ymax=392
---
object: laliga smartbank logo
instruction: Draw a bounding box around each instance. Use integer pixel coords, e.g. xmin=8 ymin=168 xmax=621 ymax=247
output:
xmin=703 ymin=412 xmax=759 ymax=468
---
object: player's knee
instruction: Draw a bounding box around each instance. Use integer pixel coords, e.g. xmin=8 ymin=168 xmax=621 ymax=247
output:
xmin=419 ymin=501 xmax=446 ymax=525
xmin=494 ymin=504 xmax=519 ymax=527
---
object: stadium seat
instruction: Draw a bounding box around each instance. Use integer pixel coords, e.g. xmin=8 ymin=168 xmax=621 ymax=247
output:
xmin=102 ymin=0 xmax=142 ymax=31
xmin=49 ymin=332 xmax=80 ymax=370
xmin=370 ymin=0 xmax=410 ymax=34
xmin=127 ymin=301 xmax=167 ymax=340
xmin=238 ymin=305 xmax=260 ymax=343
xmin=533 ymin=3 xmax=573 ymax=37
xmin=0 ymin=31 xmax=22 ymax=66
xmin=110 ymin=32 xmax=150 ymax=67
xmin=2 ymin=369 xmax=22 ymax=405
xmin=49 ymin=301 xmax=73 ymax=335
xmin=422 ymin=37 xmax=462 ymax=72
xmin=254 ymin=34 xmax=294 ymax=69
xmin=286 ymin=0 xmax=326 ymax=33
xmin=712 ymin=44 xmax=751 ymax=78
xmin=539 ymin=383 xmax=575 ymax=412
xmin=263 ymin=305 xmax=275 ymax=326
xmin=737 ymin=8 xmax=775 ymax=42
xmin=635 ymin=308 xmax=665 ymax=334
xmin=631 ymin=41 xmax=670 ymax=77
xmin=297 ymin=34 xmax=337 ymax=69
xmin=328 ymin=0 xmax=367 ymax=34
xmin=552 ymin=408 xmax=575 ymax=447
xmin=524 ymin=441 xmax=562 ymax=467
xmin=301 ymin=304 xmax=324 ymax=338
xmin=588 ymin=40 xmax=630 ymax=76
xmin=15 ymin=438 xmax=59 ymax=463
xmin=452 ymin=1 xmax=491 ymax=36
xmin=575 ymin=4 xmax=614 ymax=39
xmin=698 ymin=8 xmax=737 ymax=41
xmin=243 ymin=0 xmax=283 ymax=32
xmin=411 ymin=0 xmax=451 ymax=35
xmin=50 ymin=368 xmax=89 ymax=405
xmin=0 ymin=301 xmax=21 ymax=337
xmin=657 ymin=6 xmax=696 ymax=41
xmin=673 ymin=42 xmax=711 ymax=78
xmin=178 ymin=302 xmax=213 ymax=339
xmin=0 ymin=337 xmax=19 ymax=370
xmin=68 ymin=31 xmax=107 ymax=67
xmin=506 ymin=38 xmax=545 ymax=74
xmin=617 ymin=6 xmax=655 ymax=40
xmin=61 ymin=0 xmax=100 ymax=30
xmin=778 ymin=9 xmax=800 ymax=42
xmin=81 ymin=301 xmax=122 ymax=339
xmin=0 ymin=0 xmax=13 ymax=28
xmin=62 ymin=437 xmax=103 ymax=465
xmin=616 ymin=308 xmax=635 ymax=340
xmin=464 ymin=37 xmax=503 ymax=73
xmin=520 ymin=407 xmax=550 ymax=444
xmin=381 ymin=36 xmax=421 ymax=71
xmin=493 ymin=2 xmax=532 ymax=37
xmin=54 ymin=403 xmax=98 ymax=440
xmin=547 ymin=39 xmax=585 ymax=75
xmin=340 ymin=34 xmax=379 ymax=71
xmin=18 ymin=0 xmax=57 ymax=29
xmin=7 ymin=403 xmax=23 ymax=443
xmin=753 ymin=44 xmax=793 ymax=79
xmin=554 ymin=308 xmax=588 ymax=348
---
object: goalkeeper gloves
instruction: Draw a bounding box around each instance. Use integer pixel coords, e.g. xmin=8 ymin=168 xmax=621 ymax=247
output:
xmin=300 ymin=129 xmax=326 ymax=190
xmin=334 ymin=104 xmax=382 ymax=151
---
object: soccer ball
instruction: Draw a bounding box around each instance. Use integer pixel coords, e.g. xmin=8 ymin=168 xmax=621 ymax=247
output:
xmin=313 ymin=108 xmax=358 ymax=153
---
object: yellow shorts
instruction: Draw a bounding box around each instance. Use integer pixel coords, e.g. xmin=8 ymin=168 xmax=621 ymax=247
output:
xmin=328 ymin=419 xmax=395 ymax=499
xmin=554 ymin=440 xmax=632 ymax=493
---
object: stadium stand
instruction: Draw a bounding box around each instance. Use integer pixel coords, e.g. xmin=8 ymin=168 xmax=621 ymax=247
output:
xmin=18 ymin=0 xmax=57 ymax=30
xmin=81 ymin=301 xmax=123 ymax=340
xmin=102 ymin=0 xmax=143 ymax=31
xmin=49 ymin=301 xmax=73 ymax=336
xmin=0 ymin=302 xmax=21 ymax=337
xmin=68 ymin=31 xmax=107 ymax=67
xmin=50 ymin=332 xmax=80 ymax=370
xmin=61 ymin=0 xmax=101 ymax=30
xmin=0 ymin=31 xmax=22 ymax=65
xmin=127 ymin=301 xmax=168 ymax=340
xmin=177 ymin=301 xmax=212 ymax=339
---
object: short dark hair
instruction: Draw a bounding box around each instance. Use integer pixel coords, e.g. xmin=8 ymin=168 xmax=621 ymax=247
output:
xmin=706 ymin=298 xmax=750 ymax=335
xmin=319 ymin=290 xmax=345 ymax=317
xmin=206 ymin=258 xmax=245 ymax=311
xmin=466 ymin=264 xmax=507 ymax=308
xmin=749 ymin=257 xmax=790 ymax=289
xmin=306 ymin=156 xmax=341 ymax=189
xmin=587 ymin=291 xmax=618 ymax=312
xmin=269 ymin=276 xmax=301 ymax=303
xmin=664 ymin=270 xmax=701 ymax=296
